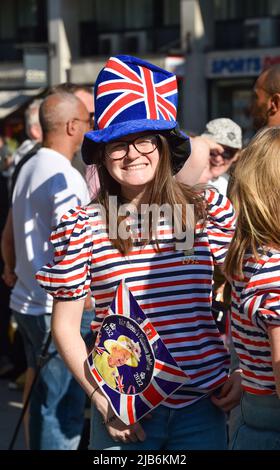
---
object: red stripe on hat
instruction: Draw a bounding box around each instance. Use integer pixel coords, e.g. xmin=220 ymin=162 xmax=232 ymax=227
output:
xmin=158 ymin=103 xmax=170 ymax=121
xmin=97 ymin=81 xmax=143 ymax=97
xmin=106 ymin=58 xmax=142 ymax=84
xmin=142 ymin=67 xmax=157 ymax=119
xmin=157 ymin=94 xmax=177 ymax=120
xmin=98 ymin=92 xmax=141 ymax=129
xmin=156 ymin=78 xmax=177 ymax=95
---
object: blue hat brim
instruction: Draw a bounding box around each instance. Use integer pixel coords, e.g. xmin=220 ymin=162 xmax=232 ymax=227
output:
xmin=86 ymin=118 xmax=176 ymax=143
xmin=81 ymin=120 xmax=191 ymax=174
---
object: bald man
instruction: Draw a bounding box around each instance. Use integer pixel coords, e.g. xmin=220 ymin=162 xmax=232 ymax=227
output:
xmin=2 ymin=92 xmax=90 ymax=450
xmin=51 ymin=84 xmax=95 ymax=177
xmin=252 ymin=64 xmax=280 ymax=130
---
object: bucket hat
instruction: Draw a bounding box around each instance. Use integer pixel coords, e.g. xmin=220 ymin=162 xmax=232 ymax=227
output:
xmin=82 ymin=55 xmax=190 ymax=173
xmin=202 ymin=118 xmax=242 ymax=150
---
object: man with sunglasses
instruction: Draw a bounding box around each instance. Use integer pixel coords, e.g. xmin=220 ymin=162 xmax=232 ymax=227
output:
xmin=200 ymin=118 xmax=242 ymax=195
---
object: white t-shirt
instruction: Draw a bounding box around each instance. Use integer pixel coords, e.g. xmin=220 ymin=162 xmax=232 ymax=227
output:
xmin=10 ymin=147 xmax=90 ymax=315
xmin=13 ymin=139 xmax=36 ymax=166
xmin=209 ymin=173 xmax=229 ymax=196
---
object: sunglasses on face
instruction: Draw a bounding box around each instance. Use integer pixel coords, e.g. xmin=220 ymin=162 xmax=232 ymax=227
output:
xmin=210 ymin=147 xmax=237 ymax=160
xmin=221 ymin=147 xmax=237 ymax=159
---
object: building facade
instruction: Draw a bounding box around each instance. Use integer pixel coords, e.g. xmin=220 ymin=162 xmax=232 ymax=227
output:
xmin=186 ymin=0 xmax=280 ymax=136
xmin=0 ymin=0 xmax=184 ymax=137
xmin=1 ymin=0 xmax=280 ymax=138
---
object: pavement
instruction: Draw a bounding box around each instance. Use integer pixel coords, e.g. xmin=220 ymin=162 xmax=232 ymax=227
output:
xmin=0 ymin=378 xmax=25 ymax=450
xmin=0 ymin=376 xmax=91 ymax=451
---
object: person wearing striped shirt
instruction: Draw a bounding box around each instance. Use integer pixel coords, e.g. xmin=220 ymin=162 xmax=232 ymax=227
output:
xmin=224 ymin=127 xmax=280 ymax=450
xmin=36 ymin=55 xmax=240 ymax=450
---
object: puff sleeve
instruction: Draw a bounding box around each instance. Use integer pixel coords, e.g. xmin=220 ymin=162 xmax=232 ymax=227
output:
xmin=36 ymin=207 xmax=93 ymax=300
xmin=241 ymin=254 xmax=280 ymax=331
xmin=206 ymin=189 xmax=236 ymax=265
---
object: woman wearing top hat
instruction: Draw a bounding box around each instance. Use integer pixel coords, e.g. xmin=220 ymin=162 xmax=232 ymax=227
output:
xmin=36 ymin=55 xmax=241 ymax=450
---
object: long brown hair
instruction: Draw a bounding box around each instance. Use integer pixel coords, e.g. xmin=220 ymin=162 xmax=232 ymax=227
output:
xmin=224 ymin=126 xmax=280 ymax=279
xmin=92 ymin=134 xmax=206 ymax=254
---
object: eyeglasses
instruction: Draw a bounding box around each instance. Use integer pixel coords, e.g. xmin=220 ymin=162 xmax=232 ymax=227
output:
xmin=89 ymin=112 xmax=95 ymax=125
xmin=73 ymin=117 xmax=92 ymax=126
xmin=105 ymin=135 xmax=159 ymax=160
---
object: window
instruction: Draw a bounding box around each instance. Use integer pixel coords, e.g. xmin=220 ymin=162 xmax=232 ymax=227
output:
xmin=214 ymin=0 xmax=269 ymax=20
xmin=95 ymin=0 xmax=124 ymax=31
xmin=0 ymin=0 xmax=47 ymax=61
xmin=79 ymin=0 xmax=180 ymax=56
xmin=214 ymin=0 xmax=280 ymax=49
xmin=0 ymin=1 xmax=16 ymax=39
xmin=98 ymin=33 xmax=121 ymax=55
xmin=18 ymin=0 xmax=39 ymax=28
xmin=123 ymin=31 xmax=147 ymax=53
xmin=125 ymin=0 xmax=153 ymax=29
xmin=17 ymin=0 xmax=47 ymax=42
xmin=163 ymin=0 xmax=180 ymax=26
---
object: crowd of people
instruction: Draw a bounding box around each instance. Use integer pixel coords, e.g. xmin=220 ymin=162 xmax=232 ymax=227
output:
xmin=0 ymin=56 xmax=280 ymax=451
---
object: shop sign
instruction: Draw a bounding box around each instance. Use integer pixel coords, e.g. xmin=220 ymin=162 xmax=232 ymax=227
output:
xmin=24 ymin=51 xmax=48 ymax=88
xmin=207 ymin=49 xmax=280 ymax=78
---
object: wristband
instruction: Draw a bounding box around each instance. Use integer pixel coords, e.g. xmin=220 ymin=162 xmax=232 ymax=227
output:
xmin=89 ymin=387 xmax=98 ymax=400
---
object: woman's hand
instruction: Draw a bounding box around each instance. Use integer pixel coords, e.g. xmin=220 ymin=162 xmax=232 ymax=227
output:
xmin=210 ymin=370 xmax=242 ymax=412
xmin=175 ymin=136 xmax=210 ymax=185
xmin=175 ymin=136 xmax=225 ymax=186
xmin=92 ymin=389 xmax=146 ymax=443
xmin=105 ymin=415 xmax=146 ymax=444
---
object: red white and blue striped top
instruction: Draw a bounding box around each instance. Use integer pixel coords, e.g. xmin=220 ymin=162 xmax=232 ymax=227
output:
xmin=231 ymin=249 xmax=280 ymax=395
xmin=36 ymin=189 xmax=235 ymax=407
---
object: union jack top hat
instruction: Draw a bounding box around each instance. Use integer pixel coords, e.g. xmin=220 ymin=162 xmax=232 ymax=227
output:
xmin=82 ymin=55 xmax=190 ymax=173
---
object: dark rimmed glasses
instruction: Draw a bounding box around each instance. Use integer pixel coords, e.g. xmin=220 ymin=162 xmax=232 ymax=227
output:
xmin=73 ymin=117 xmax=92 ymax=126
xmin=105 ymin=135 xmax=159 ymax=160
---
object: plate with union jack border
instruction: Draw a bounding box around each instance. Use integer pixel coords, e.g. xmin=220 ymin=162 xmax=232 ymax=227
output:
xmin=87 ymin=280 xmax=189 ymax=425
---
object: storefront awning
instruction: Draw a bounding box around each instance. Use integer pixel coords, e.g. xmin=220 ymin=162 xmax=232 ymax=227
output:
xmin=0 ymin=88 xmax=44 ymax=119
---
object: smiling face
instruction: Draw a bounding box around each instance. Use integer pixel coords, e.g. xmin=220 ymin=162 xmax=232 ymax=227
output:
xmin=104 ymin=133 xmax=160 ymax=202
xmin=209 ymin=145 xmax=239 ymax=178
